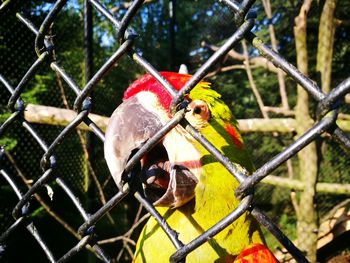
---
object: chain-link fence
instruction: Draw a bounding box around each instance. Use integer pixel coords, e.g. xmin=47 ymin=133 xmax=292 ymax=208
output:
xmin=0 ymin=0 xmax=350 ymax=262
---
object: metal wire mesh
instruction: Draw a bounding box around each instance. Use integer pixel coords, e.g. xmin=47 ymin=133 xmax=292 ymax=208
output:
xmin=0 ymin=0 xmax=350 ymax=262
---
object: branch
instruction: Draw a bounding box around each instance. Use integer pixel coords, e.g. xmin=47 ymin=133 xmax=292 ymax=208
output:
xmin=238 ymin=118 xmax=296 ymax=133
xmin=98 ymin=212 xmax=150 ymax=245
xmin=110 ymin=0 xmax=154 ymax=13
xmin=317 ymin=199 xmax=350 ymax=249
xmin=4 ymin=152 xmax=99 ymax=256
xmin=205 ymin=64 xmax=246 ymax=78
xmin=275 ymin=199 xmax=350 ymax=261
xmin=261 ymin=0 xmax=289 ymax=110
xmin=290 ymin=190 xmax=300 ymax=218
xmin=242 ymin=40 xmax=269 ymax=119
xmin=50 ymin=43 xmax=116 ymax=225
xmin=316 ymin=0 xmax=337 ymax=93
xmin=263 ymin=106 xmax=295 ymax=116
xmin=23 ymin=103 xmax=296 ymax=133
xmin=339 ymin=113 xmax=350 ymax=120
xmin=24 ymin=104 xmax=350 ymax=133
xmin=337 ymin=118 xmax=350 ymax=131
xmin=262 ymin=175 xmax=350 ymax=195
xmin=201 ymin=41 xmax=284 ymax=75
xmin=24 ymin=103 xmax=109 ymax=131
xmin=345 ymin=94 xmax=350 ymax=104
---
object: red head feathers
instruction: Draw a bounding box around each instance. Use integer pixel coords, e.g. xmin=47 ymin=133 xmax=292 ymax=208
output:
xmin=123 ymin=72 xmax=192 ymax=110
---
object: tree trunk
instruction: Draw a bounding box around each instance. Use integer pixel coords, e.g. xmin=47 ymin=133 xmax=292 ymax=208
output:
xmin=293 ymin=1 xmax=319 ymax=262
xmin=316 ymin=0 xmax=337 ymax=93
xmin=262 ymin=0 xmax=289 ymax=110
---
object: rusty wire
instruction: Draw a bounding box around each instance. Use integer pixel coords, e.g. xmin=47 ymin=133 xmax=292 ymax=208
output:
xmin=0 ymin=0 xmax=350 ymax=262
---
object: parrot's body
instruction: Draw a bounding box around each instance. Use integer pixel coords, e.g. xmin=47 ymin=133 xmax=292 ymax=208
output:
xmin=104 ymin=72 xmax=277 ymax=262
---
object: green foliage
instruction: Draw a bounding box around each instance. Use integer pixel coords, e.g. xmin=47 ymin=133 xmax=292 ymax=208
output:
xmin=30 ymin=206 xmax=46 ymax=218
xmin=263 ymin=212 xmax=297 ymax=249
xmin=20 ymin=74 xmax=50 ymax=104
xmin=0 ymin=106 xmax=17 ymax=150
xmin=0 ymin=136 xmax=17 ymax=151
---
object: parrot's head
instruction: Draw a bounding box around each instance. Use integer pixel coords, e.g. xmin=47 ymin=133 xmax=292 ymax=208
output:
xmin=104 ymin=72 xmax=252 ymax=208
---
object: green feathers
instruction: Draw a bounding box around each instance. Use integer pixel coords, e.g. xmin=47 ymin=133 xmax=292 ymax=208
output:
xmin=188 ymin=83 xmax=254 ymax=173
xmin=189 ymin=82 xmax=236 ymax=124
xmin=133 ymin=78 xmax=263 ymax=262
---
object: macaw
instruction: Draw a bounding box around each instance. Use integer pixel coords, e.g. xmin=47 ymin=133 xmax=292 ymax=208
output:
xmin=104 ymin=72 xmax=278 ymax=262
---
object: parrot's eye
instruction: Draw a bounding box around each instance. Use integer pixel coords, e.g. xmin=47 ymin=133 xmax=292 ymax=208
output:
xmin=193 ymin=106 xmax=202 ymax=114
xmin=186 ymin=100 xmax=210 ymax=128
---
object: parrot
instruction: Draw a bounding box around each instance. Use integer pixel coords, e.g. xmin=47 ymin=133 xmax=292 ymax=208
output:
xmin=104 ymin=72 xmax=278 ymax=262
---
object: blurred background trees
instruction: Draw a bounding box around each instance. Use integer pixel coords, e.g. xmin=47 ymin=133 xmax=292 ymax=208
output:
xmin=0 ymin=0 xmax=350 ymax=262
